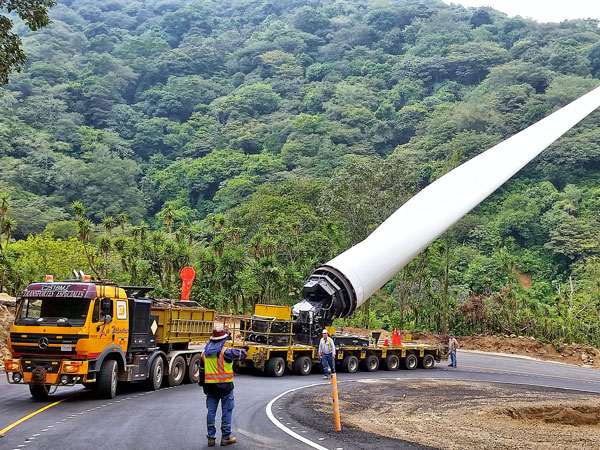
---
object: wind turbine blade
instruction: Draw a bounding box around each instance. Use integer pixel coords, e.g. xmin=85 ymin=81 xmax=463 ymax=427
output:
xmin=325 ymin=85 xmax=600 ymax=311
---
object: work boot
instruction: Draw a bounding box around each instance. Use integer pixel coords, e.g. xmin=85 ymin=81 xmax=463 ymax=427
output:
xmin=322 ymin=375 xmax=328 ymax=380
xmin=221 ymin=436 xmax=237 ymax=446
xmin=208 ymin=438 xmax=216 ymax=447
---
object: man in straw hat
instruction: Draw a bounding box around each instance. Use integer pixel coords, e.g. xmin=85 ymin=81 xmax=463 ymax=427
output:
xmin=201 ymin=326 xmax=247 ymax=446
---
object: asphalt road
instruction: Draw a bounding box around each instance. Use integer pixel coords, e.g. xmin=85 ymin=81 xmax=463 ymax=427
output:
xmin=2 ymin=351 xmax=600 ymax=450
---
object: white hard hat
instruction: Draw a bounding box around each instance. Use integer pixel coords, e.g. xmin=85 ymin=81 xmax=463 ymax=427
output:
xmin=322 ymin=329 xmax=328 ymax=334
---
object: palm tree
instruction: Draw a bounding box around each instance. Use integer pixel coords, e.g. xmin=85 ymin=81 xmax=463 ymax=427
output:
xmin=102 ymin=216 xmax=116 ymax=235
xmin=116 ymin=213 xmax=127 ymax=233
xmin=77 ymin=219 xmax=93 ymax=244
xmin=1 ymin=217 xmax=16 ymax=250
xmin=187 ymin=227 xmax=196 ymax=246
xmin=99 ymin=233 xmax=112 ymax=278
xmin=140 ymin=222 xmax=149 ymax=242
xmin=0 ymin=192 xmax=9 ymax=223
xmin=161 ymin=204 xmax=176 ymax=234
xmin=71 ymin=201 xmax=85 ymax=219
xmin=228 ymin=227 xmax=241 ymax=244
xmin=78 ymin=218 xmax=100 ymax=278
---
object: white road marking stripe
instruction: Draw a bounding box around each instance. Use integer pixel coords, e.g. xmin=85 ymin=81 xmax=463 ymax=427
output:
xmin=266 ymin=383 xmax=329 ymax=450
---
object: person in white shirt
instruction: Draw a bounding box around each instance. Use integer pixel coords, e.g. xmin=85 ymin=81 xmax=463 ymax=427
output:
xmin=448 ymin=333 xmax=459 ymax=368
xmin=318 ymin=329 xmax=336 ymax=380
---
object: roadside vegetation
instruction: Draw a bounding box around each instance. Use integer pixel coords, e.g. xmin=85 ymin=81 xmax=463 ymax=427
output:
xmin=1 ymin=0 xmax=600 ymax=349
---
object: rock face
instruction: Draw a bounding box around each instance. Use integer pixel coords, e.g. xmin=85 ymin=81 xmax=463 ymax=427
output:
xmin=0 ymin=292 xmax=16 ymax=306
xmin=0 ymin=294 xmax=16 ymax=360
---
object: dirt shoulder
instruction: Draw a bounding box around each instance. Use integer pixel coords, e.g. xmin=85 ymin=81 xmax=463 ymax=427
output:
xmin=337 ymin=326 xmax=600 ymax=369
xmin=306 ymin=379 xmax=600 ymax=450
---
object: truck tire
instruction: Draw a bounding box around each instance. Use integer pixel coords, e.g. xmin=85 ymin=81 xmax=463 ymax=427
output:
xmin=419 ymin=354 xmax=435 ymax=369
xmin=146 ymin=357 xmax=164 ymax=391
xmin=168 ymin=356 xmax=186 ymax=387
xmin=97 ymin=359 xmax=118 ymax=399
xmin=402 ymin=353 xmax=418 ymax=370
xmin=29 ymin=384 xmax=49 ymax=400
xmin=383 ymin=354 xmax=400 ymax=371
xmin=187 ymin=354 xmax=202 ymax=383
xmin=265 ymin=357 xmax=285 ymax=377
xmin=361 ymin=354 xmax=379 ymax=372
xmin=342 ymin=355 xmax=359 ymax=373
xmin=292 ymin=356 xmax=312 ymax=376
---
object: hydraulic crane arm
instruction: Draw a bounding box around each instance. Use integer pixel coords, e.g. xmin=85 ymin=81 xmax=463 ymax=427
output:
xmin=294 ymin=85 xmax=600 ymax=325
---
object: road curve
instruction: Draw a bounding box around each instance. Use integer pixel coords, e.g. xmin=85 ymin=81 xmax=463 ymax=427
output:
xmin=2 ymin=351 xmax=600 ymax=450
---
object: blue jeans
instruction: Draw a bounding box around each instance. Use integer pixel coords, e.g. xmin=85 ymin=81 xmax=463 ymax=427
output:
xmin=206 ymin=391 xmax=234 ymax=439
xmin=321 ymin=353 xmax=336 ymax=376
xmin=450 ymin=350 xmax=457 ymax=367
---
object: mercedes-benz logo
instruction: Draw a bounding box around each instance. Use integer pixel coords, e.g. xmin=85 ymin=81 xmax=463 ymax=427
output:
xmin=38 ymin=337 xmax=49 ymax=350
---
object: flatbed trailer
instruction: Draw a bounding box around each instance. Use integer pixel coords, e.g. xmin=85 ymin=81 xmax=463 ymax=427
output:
xmin=221 ymin=305 xmax=447 ymax=377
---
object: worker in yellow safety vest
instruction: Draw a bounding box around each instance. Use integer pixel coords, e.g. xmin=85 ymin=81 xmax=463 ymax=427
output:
xmin=200 ymin=327 xmax=247 ymax=447
xmin=318 ymin=329 xmax=336 ymax=380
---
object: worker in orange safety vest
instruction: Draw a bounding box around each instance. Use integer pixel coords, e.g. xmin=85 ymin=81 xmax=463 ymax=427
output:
xmin=200 ymin=327 xmax=247 ymax=447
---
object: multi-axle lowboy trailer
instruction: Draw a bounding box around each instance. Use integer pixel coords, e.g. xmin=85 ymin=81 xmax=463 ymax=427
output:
xmin=222 ymin=305 xmax=446 ymax=377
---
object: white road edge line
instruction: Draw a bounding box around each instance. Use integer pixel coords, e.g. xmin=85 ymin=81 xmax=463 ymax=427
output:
xmin=266 ymin=382 xmax=330 ymax=450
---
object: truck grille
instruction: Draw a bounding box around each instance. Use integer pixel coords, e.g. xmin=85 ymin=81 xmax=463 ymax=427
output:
xmin=10 ymin=332 xmax=87 ymax=356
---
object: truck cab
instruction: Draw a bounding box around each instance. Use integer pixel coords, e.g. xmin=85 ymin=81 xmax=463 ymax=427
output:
xmin=5 ymin=276 xmax=213 ymax=400
xmin=5 ymin=279 xmax=136 ymax=398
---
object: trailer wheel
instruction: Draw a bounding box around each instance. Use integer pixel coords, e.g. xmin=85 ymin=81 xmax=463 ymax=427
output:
xmin=342 ymin=355 xmax=359 ymax=373
xmin=265 ymin=357 xmax=285 ymax=377
xmin=168 ymin=356 xmax=186 ymax=387
xmin=292 ymin=356 xmax=312 ymax=376
xmin=146 ymin=357 xmax=164 ymax=390
xmin=419 ymin=354 xmax=435 ymax=369
xmin=97 ymin=359 xmax=118 ymax=399
xmin=187 ymin=354 xmax=202 ymax=383
xmin=383 ymin=354 xmax=400 ymax=371
xmin=361 ymin=354 xmax=379 ymax=372
xmin=29 ymin=384 xmax=50 ymax=400
xmin=402 ymin=353 xmax=418 ymax=370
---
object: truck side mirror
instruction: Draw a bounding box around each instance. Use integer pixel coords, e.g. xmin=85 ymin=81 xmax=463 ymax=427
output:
xmin=104 ymin=314 xmax=112 ymax=324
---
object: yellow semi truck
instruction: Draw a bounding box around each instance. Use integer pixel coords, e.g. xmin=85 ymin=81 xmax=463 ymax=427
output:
xmin=4 ymin=277 xmax=214 ymax=399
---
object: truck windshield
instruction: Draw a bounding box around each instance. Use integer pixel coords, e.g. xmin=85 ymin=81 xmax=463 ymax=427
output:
xmin=16 ymin=297 xmax=91 ymax=327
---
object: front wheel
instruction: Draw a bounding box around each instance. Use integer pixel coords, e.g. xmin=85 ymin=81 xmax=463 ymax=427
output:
xmin=97 ymin=359 xmax=118 ymax=399
xmin=29 ymin=384 xmax=50 ymax=400
xmin=146 ymin=357 xmax=164 ymax=391
xmin=265 ymin=357 xmax=285 ymax=377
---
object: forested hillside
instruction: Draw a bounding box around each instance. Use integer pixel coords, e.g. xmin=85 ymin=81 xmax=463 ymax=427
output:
xmin=2 ymin=0 xmax=600 ymax=347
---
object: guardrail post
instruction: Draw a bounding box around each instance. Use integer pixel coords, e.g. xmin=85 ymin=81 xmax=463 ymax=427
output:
xmin=330 ymin=373 xmax=341 ymax=431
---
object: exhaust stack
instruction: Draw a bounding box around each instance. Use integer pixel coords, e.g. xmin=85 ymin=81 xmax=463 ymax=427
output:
xmin=294 ymin=85 xmax=600 ymax=323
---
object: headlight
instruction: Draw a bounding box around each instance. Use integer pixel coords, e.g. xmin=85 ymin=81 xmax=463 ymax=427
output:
xmin=11 ymin=372 xmax=22 ymax=383
xmin=60 ymin=375 xmax=70 ymax=385
xmin=62 ymin=361 xmax=82 ymax=373
xmin=4 ymin=359 xmax=21 ymax=372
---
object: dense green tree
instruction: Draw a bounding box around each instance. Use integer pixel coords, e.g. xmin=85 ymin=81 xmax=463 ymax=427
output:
xmin=0 ymin=0 xmax=57 ymax=85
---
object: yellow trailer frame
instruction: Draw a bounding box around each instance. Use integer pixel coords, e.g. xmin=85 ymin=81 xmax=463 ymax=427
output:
xmin=220 ymin=305 xmax=447 ymax=377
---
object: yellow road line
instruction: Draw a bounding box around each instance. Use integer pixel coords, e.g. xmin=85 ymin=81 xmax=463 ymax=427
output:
xmin=0 ymin=395 xmax=76 ymax=437
xmin=461 ymin=365 xmax=600 ymax=384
